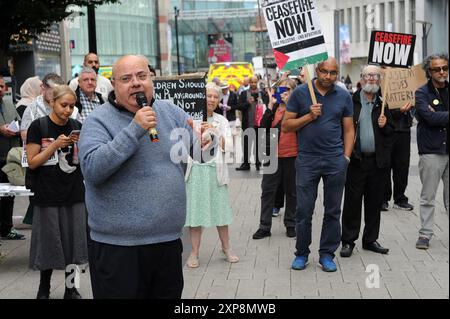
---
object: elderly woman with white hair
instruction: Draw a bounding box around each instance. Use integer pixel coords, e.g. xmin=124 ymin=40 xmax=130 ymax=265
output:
xmin=185 ymin=83 xmax=239 ymax=268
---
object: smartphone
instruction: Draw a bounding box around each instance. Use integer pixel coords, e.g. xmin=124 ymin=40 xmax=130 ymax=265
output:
xmin=69 ymin=130 xmax=81 ymax=137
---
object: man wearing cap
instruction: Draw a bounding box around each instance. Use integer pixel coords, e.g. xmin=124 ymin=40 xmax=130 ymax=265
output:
xmin=215 ymin=81 xmax=238 ymax=127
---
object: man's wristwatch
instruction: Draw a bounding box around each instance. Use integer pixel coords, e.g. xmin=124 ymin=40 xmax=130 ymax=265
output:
xmin=345 ymin=156 xmax=351 ymax=163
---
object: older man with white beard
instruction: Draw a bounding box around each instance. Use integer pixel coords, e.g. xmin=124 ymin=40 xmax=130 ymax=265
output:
xmin=340 ymin=65 xmax=395 ymax=258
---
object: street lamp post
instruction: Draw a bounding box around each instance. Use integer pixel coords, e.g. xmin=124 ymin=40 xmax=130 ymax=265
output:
xmin=174 ymin=6 xmax=181 ymax=75
xmin=87 ymin=4 xmax=97 ymax=54
xmin=412 ymin=20 xmax=432 ymax=60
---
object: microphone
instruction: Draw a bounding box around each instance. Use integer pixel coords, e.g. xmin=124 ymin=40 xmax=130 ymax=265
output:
xmin=136 ymin=92 xmax=159 ymax=142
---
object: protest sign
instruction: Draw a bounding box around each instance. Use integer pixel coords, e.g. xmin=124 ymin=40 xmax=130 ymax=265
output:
xmin=262 ymin=0 xmax=328 ymax=71
xmin=381 ymin=64 xmax=428 ymax=109
xmin=153 ymin=73 xmax=207 ymax=121
xmin=368 ymin=31 xmax=416 ymax=68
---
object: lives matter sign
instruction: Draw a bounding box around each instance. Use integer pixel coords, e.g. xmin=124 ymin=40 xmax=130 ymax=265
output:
xmin=262 ymin=0 xmax=328 ymax=71
xmin=153 ymin=73 xmax=206 ymax=121
xmin=368 ymin=31 xmax=416 ymax=68
xmin=381 ymin=64 xmax=428 ymax=109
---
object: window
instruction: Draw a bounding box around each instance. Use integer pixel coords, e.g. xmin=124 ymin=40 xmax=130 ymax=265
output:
xmin=347 ymin=8 xmax=353 ymax=42
xmin=399 ymin=1 xmax=405 ymax=33
xmin=389 ymin=1 xmax=395 ymax=31
xmin=363 ymin=5 xmax=368 ymax=42
xmin=355 ymin=7 xmax=360 ymax=42
xmin=411 ymin=0 xmax=416 ymax=33
xmin=379 ymin=3 xmax=385 ymax=30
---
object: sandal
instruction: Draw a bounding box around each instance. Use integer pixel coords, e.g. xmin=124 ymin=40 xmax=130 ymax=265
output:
xmin=186 ymin=254 xmax=199 ymax=268
xmin=222 ymin=248 xmax=239 ymax=263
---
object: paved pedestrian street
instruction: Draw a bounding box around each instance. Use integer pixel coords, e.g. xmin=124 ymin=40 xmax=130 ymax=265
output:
xmin=0 ymin=126 xmax=448 ymax=299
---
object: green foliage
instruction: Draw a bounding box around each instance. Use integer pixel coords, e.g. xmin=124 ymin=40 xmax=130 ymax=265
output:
xmin=0 ymin=0 xmax=120 ymax=52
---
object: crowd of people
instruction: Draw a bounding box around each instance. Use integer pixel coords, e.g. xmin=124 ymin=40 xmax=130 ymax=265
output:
xmin=0 ymin=50 xmax=448 ymax=298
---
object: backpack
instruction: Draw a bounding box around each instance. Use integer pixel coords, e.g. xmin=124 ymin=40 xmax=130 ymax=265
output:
xmin=24 ymin=117 xmax=78 ymax=190
xmin=1 ymin=147 xmax=25 ymax=186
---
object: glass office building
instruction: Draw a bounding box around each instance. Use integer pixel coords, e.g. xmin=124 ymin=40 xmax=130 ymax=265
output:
xmin=69 ymin=0 xmax=264 ymax=74
xmin=68 ymin=1 xmax=158 ymax=73
xmin=170 ymin=0 xmax=261 ymax=72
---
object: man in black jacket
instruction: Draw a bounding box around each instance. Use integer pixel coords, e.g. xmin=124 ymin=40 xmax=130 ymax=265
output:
xmin=340 ymin=65 xmax=395 ymax=257
xmin=235 ymin=76 xmax=269 ymax=171
xmin=382 ymin=99 xmax=414 ymax=211
xmin=414 ymin=53 xmax=449 ymax=250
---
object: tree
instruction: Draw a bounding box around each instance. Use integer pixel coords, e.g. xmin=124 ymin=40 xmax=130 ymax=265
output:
xmin=0 ymin=0 xmax=120 ymax=73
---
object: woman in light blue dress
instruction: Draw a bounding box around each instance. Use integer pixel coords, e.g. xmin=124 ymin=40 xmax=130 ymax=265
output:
xmin=185 ymin=83 xmax=239 ymax=268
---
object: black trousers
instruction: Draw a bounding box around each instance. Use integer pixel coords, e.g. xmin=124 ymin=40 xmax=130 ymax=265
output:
xmin=384 ymin=131 xmax=411 ymax=204
xmin=259 ymin=157 xmax=296 ymax=231
xmin=0 ymin=161 xmax=15 ymax=236
xmin=242 ymin=126 xmax=261 ymax=166
xmin=274 ymin=182 xmax=285 ymax=209
xmin=342 ymin=157 xmax=388 ymax=245
xmin=88 ymin=238 xmax=184 ymax=299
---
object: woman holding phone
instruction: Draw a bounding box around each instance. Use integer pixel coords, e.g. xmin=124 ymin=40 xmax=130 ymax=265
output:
xmin=26 ymin=85 xmax=87 ymax=299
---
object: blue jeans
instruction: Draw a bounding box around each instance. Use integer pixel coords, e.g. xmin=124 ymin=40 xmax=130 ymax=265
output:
xmin=294 ymin=154 xmax=348 ymax=259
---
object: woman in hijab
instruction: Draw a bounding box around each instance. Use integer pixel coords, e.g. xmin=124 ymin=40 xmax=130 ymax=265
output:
xmin=16 ymin=76 xmax=42 ymax=118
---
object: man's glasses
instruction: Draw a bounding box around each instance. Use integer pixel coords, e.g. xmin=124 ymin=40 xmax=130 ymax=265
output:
xmin=318 ymin=69 xmax=339 ymax=77
xmin=115 ymin=72 xmax=150 ymax=84
xmin=363 ymin=73 xmax=381 ymax=80
xmin=429 ymin=66 xmax=449 ymax=73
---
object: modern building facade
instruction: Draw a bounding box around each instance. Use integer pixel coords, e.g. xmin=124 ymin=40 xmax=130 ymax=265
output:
xmin=68 ymin=1 xmax=159 ymax=75
xmin=66 ymin=0 xmax=447 ymax=79
xmin=333 ymin=0 xmax=449 ymax=84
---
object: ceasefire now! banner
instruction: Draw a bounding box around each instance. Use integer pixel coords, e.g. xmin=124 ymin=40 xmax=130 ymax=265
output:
xmin=262 ymin=0 xmax=328 ymax=70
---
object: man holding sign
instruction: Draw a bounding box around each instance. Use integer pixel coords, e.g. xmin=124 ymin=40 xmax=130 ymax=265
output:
xmin=340 ymin=65 xmax=395 ymax=258
xmin=283 ymin=57 xmax=354 ymax=272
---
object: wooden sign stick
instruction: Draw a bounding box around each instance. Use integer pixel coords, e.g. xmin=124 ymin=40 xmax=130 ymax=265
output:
xmin=304 ymin=66 xmax=318 ymax=105
xmin=381 ymin=74 xmax=389 ymax=114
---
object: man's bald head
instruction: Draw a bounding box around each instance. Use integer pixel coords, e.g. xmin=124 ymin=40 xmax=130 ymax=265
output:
xmin=112 ymin=55 xmax=150 ymax=79
xmin=316 ymin=57 xmax=339 ymax=72
xmin=112 ymin=55 xmax=154 ymax=113
xmin=315 ymin=57 xmax=339 ymax=90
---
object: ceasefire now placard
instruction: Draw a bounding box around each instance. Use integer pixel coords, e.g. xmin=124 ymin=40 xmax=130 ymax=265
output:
xmin=262 ymin=0 xmax=328 ymax=70
xmin=368 ymin=31 xmax=416 ymax=68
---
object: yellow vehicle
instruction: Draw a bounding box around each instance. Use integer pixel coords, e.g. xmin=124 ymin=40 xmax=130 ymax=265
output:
xmin=98 ymin=66 xmax=112 ymax=79
xmin=207 ymin=62 xmax=254 ymax=91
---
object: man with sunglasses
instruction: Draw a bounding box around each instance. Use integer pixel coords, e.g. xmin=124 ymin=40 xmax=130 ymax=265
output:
xmin=414 ymin=53 xmax=449 ymax=250
xmin=283 ymin=57 xmax=355 ymax=272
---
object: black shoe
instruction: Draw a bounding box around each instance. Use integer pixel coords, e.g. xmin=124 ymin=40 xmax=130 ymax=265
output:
xmin=252 ymin=229 xmax=271 ymax=240
xmin=393 ymin=201 xmax=414 ymax=211
xmin=362 ymin=241 xmax=389 ymax=254
xmin=286 ymin=227 xmax=296 ymax=238
xmin=255 ymin=164 xmax=261 ymax=171
xmin=340 ymin=243 xmax=354 ymax=257
xmin=36 ymin=286 xmax=50 ymax=299
xmin=381 ymin=202 xmax=389 ymax=211
xmin=64 ymin=287 xmax=82 ymax=299
xmin=236 ymin=164 xmax=250 ymax=171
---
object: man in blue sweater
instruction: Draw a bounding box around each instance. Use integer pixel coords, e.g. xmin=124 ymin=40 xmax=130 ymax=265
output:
xmin=78 ymin=55 xmax=193 ymax=299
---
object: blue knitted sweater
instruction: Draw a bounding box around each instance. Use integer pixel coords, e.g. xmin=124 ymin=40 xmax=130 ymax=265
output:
xmin=78 ymin=100 xmax=192 ymax=246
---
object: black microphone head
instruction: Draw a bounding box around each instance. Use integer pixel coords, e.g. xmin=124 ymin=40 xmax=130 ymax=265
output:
xmin=136 ymin=92 xmax=148 ymax=107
